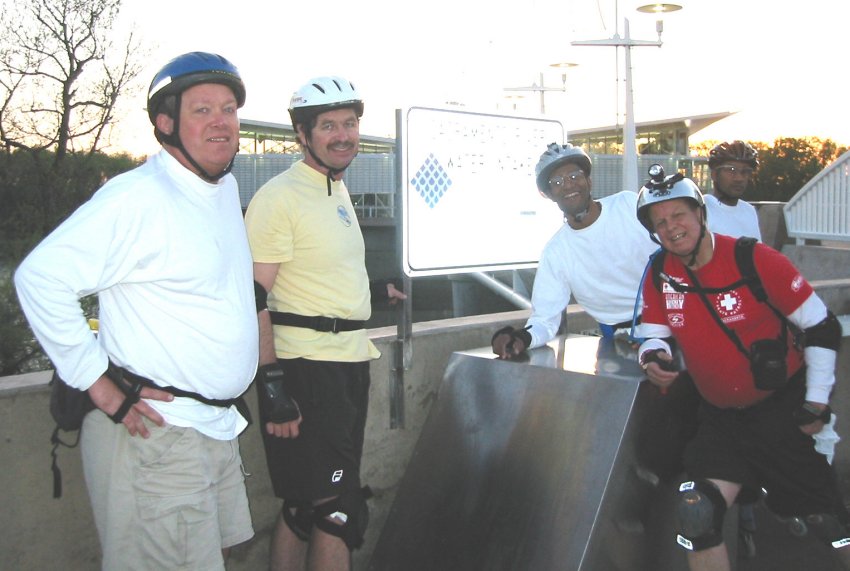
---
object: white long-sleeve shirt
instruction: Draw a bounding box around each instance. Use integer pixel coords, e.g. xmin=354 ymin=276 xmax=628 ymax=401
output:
xmin=15 ymin=150 xmax=258 ymax=440
xmin=705 ymin=194 xmax=762 ymax=241
xmin=526 ymin=191 xmax=659 ymax=348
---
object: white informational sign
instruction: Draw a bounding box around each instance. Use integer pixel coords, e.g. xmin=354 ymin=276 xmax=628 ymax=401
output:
xmin=400 ymin=106 xmax=566 ymax=277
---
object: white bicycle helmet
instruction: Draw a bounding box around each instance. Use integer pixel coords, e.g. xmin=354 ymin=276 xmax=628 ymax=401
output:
xmin=636 ymin=164 xmax=705 ymax=232
xmin=534 ymin=143 xmax=592 ymax=194
xmin=288 ymin=76 xmax=364 ymax=127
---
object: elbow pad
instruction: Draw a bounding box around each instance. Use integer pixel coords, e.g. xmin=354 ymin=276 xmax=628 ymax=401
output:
xmin=804 ymin=311 xmax=841 ymax=351
xmin=254 ymin=280 xmax=269 ymax=313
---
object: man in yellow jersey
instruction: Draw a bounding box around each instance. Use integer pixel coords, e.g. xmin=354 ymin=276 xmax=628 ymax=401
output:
xmin=245 ymin=76 xmax=404 ymax=571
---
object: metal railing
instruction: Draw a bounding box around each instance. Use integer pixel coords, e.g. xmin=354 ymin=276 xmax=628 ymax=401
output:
xmin=784 ymin=150 xmax=850 ymax=244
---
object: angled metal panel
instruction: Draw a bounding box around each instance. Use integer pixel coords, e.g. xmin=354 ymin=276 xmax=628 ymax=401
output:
xmin=369 ymin=335 xmax=702 ymax=571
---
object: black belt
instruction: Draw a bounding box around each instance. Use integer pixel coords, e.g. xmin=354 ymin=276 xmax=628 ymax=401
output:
xmin=269 ymin=311 xmax=365 ymax=334
xmin=121 ymin=368 xmax=243 ymax=409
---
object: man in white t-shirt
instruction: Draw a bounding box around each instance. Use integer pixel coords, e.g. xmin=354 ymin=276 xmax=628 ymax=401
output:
xmin=705 ymin=140 xmax=762 ymax=241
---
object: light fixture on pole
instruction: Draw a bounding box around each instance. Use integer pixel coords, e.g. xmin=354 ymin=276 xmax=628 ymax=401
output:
xmin=636 ymin=3 xmax=682 ymax=14
xmin=503 ymin=64 xmax=578 ymax=115
xmin=503 ymin=94 xmax=526 ymax=112
xmin=549 ymin=61 xmax=579 ymax=88
xmin=571 ymin=3 xmax=681 ymax=192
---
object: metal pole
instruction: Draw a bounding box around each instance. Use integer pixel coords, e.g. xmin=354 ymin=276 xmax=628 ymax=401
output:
xmin=623 ymin=18 xmax=638 ymax=192
xmin=469 ymin=272 xmax=532 ymax=310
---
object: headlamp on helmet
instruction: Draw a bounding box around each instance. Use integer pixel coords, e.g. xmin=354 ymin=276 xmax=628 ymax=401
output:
xmin=636 ymin=164 xmax=705 ymax=232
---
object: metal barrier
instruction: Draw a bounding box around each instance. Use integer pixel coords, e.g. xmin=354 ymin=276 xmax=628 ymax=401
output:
xmin=368 ymin=335 xmax=732 ymax=570
xmin=784 ymin=150 xmax=850 ymax=244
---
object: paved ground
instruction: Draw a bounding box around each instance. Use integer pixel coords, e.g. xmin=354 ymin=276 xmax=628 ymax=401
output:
xmin=736 ymin=502 xmax=844 ymax=571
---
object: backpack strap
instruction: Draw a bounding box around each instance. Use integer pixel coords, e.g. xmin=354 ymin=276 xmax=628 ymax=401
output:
xmin=651 ymin=248 xmax=667 ymax=292
xmin=732 ymin=236 xmax=798 ymax=328
xmin=733 ymin=237 xmax=767 ymax=302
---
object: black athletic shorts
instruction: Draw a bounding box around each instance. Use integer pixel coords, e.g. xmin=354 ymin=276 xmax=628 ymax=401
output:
xmin=683 ymin=369 xmax=847 ymax=519
xmin=258 ymin=358 xmax=370 ymax=501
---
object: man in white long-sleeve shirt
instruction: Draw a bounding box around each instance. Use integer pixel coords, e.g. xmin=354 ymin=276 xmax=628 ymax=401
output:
xmin=491 ymin=143 xmax=658 ymax=358
xmin=705 ymin=140 xmax=762 ymax=241
xmin=14 ymin=52 xmax=257 ymax=571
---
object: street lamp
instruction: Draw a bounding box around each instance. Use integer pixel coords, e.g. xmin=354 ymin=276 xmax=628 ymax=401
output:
xmin=636 ymin=3 xmax=682 ymax=14
xmin=571 ymin=3 xmax=681 ymax=192
xmin=503 ymin=64 xmax=578 ymax=115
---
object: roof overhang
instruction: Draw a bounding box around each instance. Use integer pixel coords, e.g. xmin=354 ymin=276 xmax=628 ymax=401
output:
xmin=568 ymin=111 xmax=736 ymax=138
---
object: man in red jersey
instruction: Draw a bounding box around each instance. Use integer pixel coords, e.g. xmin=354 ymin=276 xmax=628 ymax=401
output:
xmin=634 ymin=165 xmax=850 ymax=571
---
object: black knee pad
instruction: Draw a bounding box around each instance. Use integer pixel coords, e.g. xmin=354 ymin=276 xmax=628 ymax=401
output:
xmin=313 ymin=486 xmax=372 ymax=551
xmin=676 ymin=479 xmax=727 ymax=552
xmin=282 ymin=499 xmax=314 ymax=541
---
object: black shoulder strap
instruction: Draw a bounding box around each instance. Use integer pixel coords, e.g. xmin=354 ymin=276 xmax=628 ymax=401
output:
xmin=651 ymin=249 xmax=666 ymax=292
xmin=733 ymin=236 xmax=766 ymax=302
xmin=733 ymin=236 xmax=802 ymax=345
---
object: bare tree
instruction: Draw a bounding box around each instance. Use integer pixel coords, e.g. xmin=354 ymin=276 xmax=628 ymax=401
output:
xmin=0 ymin=0 xmax=145 ymax=164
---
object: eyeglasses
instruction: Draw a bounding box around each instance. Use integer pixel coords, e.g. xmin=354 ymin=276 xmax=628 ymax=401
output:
xmin=548 ymin=170 xmax=586 ymax=191
xmin=716 ymin=165 xmax=754 ymax=178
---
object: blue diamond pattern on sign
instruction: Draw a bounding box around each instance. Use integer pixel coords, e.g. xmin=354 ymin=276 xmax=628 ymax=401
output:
xmin=410 ymin=153 xmax=452 ymax=209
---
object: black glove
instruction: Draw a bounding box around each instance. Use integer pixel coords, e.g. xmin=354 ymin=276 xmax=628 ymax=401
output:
xmin=793 ymin=402 xmax=832 ymax=426
xmin=640 ymin=349 xmax=678 ymax=372
xmin=256 ymin=363 xmax=300 ymax=423
xmin=491 ymin=325 xmax=532 ymax=355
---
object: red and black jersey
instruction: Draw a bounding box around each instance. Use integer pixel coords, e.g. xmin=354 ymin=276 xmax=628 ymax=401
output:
xmin=641 ymin=234 xmax=811 ymax=408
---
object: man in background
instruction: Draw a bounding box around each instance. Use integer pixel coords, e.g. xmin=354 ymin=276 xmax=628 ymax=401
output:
xmin=706 ymin=140 xmax=762 ymax=241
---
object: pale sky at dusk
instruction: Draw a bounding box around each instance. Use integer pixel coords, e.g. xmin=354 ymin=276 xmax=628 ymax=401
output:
xmin=66 ymin=0 xmax=850 ymax=155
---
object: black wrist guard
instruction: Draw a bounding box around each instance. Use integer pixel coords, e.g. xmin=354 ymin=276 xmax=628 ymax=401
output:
xmin=104 ymin=364 xmax=143 ymax=424
xmin=256 ymin=363 xmax=300 ymax=423
xmin=640 ymin=349 xmax=677 ymax=372
xmin=254 ymin=281 xmax=269 ymax=313
xmin=491 ymin=326 xmax=532 ymax=353
xmin=793 ymin=402 xmax=832 ymax=426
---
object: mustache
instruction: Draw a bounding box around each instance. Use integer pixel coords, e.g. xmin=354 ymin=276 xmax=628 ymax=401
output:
xmin=329 ymin=142 xmax=356 ymax=151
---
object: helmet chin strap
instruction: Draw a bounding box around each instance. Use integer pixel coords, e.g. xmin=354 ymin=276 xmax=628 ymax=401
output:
xmin=573 ymin=205 xmax=591 ymax=223
xmin=567 ymin=197 xmax=597 ymax=225
xmin=685 ymin=223 xmax=707 ymax=267
xmin=159 ymin=93 xmax=235 ymax=183
xmin=304 ymin=139 xmax=355 ymax=196
xmin=651 ymin=212 xmax=707 ymax=267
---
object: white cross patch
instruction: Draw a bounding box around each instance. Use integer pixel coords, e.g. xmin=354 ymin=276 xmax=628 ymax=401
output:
xmin=720 ymin=293 xmax=738 ymax=312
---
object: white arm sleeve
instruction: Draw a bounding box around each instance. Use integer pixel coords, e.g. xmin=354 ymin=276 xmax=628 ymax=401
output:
xmin=787 ymin=293 xmax=835 ymax=404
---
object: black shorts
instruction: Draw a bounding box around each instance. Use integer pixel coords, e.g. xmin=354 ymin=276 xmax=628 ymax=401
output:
xmin=683 ymin=370 xmax=846 ymax=519
xmin=258 ymin=358 xmax=370 ymax=501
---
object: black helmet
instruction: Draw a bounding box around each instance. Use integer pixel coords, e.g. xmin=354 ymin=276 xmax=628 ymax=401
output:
xmin=147 ymin=52 xmax=246 ymax=124
xmin=708 ymin=140 xmax=758 ymax=169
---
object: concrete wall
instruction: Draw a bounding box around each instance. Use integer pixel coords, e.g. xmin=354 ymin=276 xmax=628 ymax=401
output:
xmin=0 ymin=306 xmax=597 ymax=571
xmin=2 ymin=253 xmax=849 ymax=570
